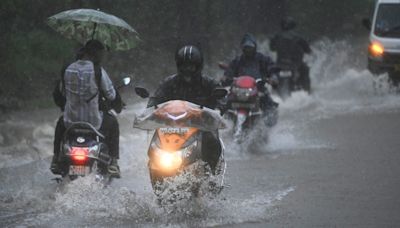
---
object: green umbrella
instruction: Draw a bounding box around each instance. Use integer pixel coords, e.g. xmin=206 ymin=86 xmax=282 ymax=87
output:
xmin=47 ymin=8 xmax=141 ymax=51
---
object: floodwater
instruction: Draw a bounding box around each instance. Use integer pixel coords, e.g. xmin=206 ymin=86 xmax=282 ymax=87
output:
xmin=1 ymin=40 xmax=400 ymax=227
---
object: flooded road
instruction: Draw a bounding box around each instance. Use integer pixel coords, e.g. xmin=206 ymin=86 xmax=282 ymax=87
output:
xmin=1 ymin=40 xmax=400 ymax=227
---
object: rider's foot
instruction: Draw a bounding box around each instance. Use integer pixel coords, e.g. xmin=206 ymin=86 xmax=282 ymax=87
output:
xmin=50 ymin=157 xmax=61 ymax=175
xmin=108 ymin=158 xmax=121 ymax=178
xmin=271 ymin=101 xmax=279 ymax=108
xmin=264 ymin=105 xmax=278 ymax=127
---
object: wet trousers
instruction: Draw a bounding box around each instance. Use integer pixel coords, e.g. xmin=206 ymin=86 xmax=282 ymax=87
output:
xmin=201 ymin=131 xmax=222 ymax=173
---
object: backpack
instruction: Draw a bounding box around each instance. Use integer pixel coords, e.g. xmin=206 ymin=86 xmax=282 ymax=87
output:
xmin=52 ymin=64 xmax=68 ymax=111
xmin=52 ymin=62 xmax=123 ymax=113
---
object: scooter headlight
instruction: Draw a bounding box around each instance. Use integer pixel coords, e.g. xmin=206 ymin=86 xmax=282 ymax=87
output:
xmin=232 ymin=86 xmax=256 ymax=101
xmin=151 ymin=140 xmax=198 ymax=170
xmin=158 ymin=152 xmax=183 ymax=169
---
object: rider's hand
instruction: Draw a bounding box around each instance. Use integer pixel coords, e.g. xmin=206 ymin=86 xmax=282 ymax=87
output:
xmin=256 ymin=79 xmax=266 ymax=91
xmin=267 ymin=74 xmax=279 ymax=87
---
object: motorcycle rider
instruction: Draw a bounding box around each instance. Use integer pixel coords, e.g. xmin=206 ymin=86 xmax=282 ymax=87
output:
xmin=51 ymin=39 xmax=122 ymax=178
xmin=147 ymin=44 xmax=222 ymax=173
xmin=270 ymin=17 xmax=312 ymax=93
xmin=222 ymin=33 xmax=278 ymax=126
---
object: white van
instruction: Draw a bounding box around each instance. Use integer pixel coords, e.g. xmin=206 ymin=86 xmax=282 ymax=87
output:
xmin=363 ymin=0 xmax=400 ymax=83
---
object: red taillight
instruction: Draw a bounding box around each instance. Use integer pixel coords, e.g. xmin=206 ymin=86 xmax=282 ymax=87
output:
xmin=238 ymin=109 xmax=248 ymax=115
xmin=70 ymin=147 xmax=89 ymax=165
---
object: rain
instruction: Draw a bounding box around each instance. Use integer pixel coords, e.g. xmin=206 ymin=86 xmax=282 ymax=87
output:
xmin=1 ymin=0 xmax=400 ymax=227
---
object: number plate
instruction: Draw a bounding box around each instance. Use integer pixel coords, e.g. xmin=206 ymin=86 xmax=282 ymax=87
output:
xmin=231 ymin=102 xmax=256 ymax=109
xmin=69 ymin=165 xmax=89 ymax=176
xmin=279 ymin=71 xmax=292 ymax=78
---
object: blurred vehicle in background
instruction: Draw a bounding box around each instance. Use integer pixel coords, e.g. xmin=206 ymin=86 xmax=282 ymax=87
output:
xmin=363 ymin=0 xmax=400 ymax=86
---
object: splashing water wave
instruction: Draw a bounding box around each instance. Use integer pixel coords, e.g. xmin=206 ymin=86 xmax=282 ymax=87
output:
xmin=2 ymin=39 xmax=400 ymax=227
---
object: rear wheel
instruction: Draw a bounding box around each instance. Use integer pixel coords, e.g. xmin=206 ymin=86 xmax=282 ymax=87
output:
xmin=278 ymin=78 xmax=292 ymax=100
xmin=299 ymin=74 xmax=311 ymax=94
xmin=388 ymin=71 xmax=400 ymax=90
xmin=297 ymin=63 xmax=311 ymax=93
xmin=373 ymin=71 xmax=400 ymax=94
xmin=372 ymin=73 xmax=390 ymax=95
xmin=233 ymin=113 xmax=247 ymax=143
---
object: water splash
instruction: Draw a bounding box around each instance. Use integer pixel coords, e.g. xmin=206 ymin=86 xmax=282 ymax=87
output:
xmin=3 ymin=39 xmax=400 ymax=227
xmin=222 ymin=39 xmax=400 ymax=158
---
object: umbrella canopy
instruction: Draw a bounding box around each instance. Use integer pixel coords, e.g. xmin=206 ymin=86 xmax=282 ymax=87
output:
xmin=47 ymin=8 xmax=141 ymax=51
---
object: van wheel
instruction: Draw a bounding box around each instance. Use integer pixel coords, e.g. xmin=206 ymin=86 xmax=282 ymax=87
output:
xmin=388 ymin=71 xmax=400 ymax=88
xmin=372 ymin=73 xmax=391 ymax=95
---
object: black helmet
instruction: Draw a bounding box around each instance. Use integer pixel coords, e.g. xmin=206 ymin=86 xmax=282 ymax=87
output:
xmin=175 ymin=45 xmax=203 ymax=70
xmin=175 ymin=45 xmax=203 ymax=82
xmin=281 ymin=17 xmax=296 ymax=31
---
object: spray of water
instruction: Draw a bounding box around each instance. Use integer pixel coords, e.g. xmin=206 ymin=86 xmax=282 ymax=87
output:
xmin=2 ymin=39 xmax=400 ymax=227
xmin=223 ymin=39 xmax=400 ymax=158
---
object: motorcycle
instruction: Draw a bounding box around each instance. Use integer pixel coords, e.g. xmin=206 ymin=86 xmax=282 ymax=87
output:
xmin=218 ymin=62 xmax=276 ymax=143
xmin=54 ymin=77 xmax=131 ymax=183
xmin=133 ymin=87 xmax=227 ymax=199
xmin=225 ymin=76 xmax=264 ymax=143
xmin=275 ymin=60 xmax=310 ymax=99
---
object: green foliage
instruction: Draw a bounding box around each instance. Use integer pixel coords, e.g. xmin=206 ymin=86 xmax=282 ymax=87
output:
xmin=0 ymin=0 xmax=372 ymax=111
xmin=0 ymin=0 xmax=78 ymax=109
xmin=1 ymin=30 xmax=75 ymax=99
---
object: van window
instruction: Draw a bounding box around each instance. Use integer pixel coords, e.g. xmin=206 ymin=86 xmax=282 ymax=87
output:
xmin=374 ymin=3 xmax=400 ymax=38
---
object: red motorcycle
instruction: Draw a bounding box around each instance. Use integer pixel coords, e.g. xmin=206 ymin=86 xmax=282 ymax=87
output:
xmin=218 ymin=62 xmax=278 ymax=143
xmin=225 ymin=75 xmax=264 ymax=143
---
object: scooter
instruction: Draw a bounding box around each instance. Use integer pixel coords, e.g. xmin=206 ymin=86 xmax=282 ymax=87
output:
xmin=53 ymin=77 xmax=131 ymax=184
xmin=133 ymin=87 xmax=227 ymax=199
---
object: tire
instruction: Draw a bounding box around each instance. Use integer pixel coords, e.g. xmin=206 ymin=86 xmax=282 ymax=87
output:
xmin=388 ymin=71 xmax=400 ymax=88
xmin=278 ymin=78 xmax=291 ymax=99
xmin=299 ymin=74 xmax=311 ymax=94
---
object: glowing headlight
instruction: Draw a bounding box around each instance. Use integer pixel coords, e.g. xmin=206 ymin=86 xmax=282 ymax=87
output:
xmin=151 ymin=140 xmax=198 ymax=169
xmin=369 ymin=42 xmax=384 ymax=57
xmin=232 ymin=87 xmax=255 ymax=101
xmin=158 ymin=152 xmax=183 ymax=169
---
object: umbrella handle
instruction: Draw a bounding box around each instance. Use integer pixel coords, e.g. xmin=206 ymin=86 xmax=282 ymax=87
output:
xmin=91 ymin=22 xmax=97 ymax=40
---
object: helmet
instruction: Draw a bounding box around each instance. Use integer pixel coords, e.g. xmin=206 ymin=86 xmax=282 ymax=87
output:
xmin=175 ymin=45 xmax=203 ymax=69
xmin=240 ymin=33 xmax=257 ymax=49
xmin=281 ymin=17 xmax=296 ymax=31
xmin=175 ymin=45 xmax=203 ymax=82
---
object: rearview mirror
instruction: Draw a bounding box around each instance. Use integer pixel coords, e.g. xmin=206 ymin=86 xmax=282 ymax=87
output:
xmin=115 ymin=76 xmax=131 ymax=89
xmin=212 ymin=88 xmax=228 ymax=99
xmin=218 ymin=62 xmax=229 ymax=70
xmin=122 ymin=77 xmax=131 ymax=86
xmin=362 ymin=18 xmax=371 ymax=31
xmin=135 ymin=87 xmax=150 ymax=98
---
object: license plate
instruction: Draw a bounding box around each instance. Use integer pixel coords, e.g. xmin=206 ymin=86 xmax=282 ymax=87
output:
xmin=279 ymin=71 xmax=292 ymax=78
xmin=231 ymin=102 xmax=256 ymax=109
xmin=395 ymin=64 xmax=400 ymax=72
xmin=69 ymin=165 xmax=89 ymax=176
